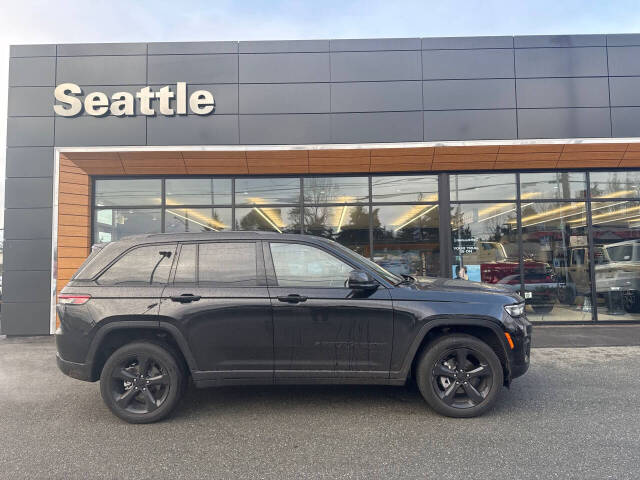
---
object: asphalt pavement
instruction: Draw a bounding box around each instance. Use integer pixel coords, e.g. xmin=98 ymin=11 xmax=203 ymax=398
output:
xmin=1 ymin=337 xmax=639 ymax=479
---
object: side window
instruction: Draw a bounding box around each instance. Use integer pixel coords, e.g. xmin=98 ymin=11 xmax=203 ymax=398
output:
xmin=174 ymin=244 xmax=196 ymax=283
xmin=270 ymin=243 xmax=353 ymax=287
xmin=97 ymin=244 xmax=175 ymax=285
xmin=198 ymin=242 xmax=258 ymax=286
xmin=572 ymin=249 xmax=585 ymax=266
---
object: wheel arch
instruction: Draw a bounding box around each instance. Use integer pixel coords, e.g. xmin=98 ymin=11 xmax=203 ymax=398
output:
xmin=87 ymin=320 xmax=197 ymax=382
xmin=397 ymin=317 xmax=511 ymax=386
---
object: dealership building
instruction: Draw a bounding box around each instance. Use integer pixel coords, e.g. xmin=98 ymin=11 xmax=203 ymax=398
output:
xmin=4 ymin=34 xmax=640 ymax=335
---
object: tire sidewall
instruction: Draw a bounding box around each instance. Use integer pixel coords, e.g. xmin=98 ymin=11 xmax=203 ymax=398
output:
xmin=100 ymin=342 xmax=184 ymax=424
xmin=416 ymin=334 xmax=503 ymax=418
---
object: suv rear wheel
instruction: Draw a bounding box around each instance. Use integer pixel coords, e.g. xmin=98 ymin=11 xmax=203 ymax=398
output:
xmin=99 ymin=342 xmax=185 ymax=424
xmin=416 ymin=334 xmax=503 ymax=418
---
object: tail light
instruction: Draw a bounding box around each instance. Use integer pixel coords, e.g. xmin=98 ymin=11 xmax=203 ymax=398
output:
xmin=58 ymin=294 xmax=91 ymax=305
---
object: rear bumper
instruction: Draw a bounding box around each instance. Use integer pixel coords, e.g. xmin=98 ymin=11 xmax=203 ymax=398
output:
xmin=56 ymin=353 xmax=93 ymax=382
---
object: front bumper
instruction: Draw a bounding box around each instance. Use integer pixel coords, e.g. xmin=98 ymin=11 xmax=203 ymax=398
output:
xmin=56 ymin=353 xmax=93 ymax=382
xmin=504 ymin=315 xmax=532 ymax=382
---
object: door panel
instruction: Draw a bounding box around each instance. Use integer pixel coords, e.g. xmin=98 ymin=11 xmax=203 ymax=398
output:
xmin=158 ymin=241 xmax=273 ymax=381
xmin=269 ymin=286 xmax=393 ymax=376
xmin=266 ymin=241 xmax=394 ymax=380
xmin=160 ymin=286 xmax=273 ymax=373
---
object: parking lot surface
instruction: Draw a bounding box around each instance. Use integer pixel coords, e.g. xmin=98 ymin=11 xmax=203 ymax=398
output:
xmin=1 ymin=337 xmax=639 ymax=479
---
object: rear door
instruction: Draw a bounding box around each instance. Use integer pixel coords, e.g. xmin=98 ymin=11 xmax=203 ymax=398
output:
xmin=159 ymin=241 xmax=273 ymax=384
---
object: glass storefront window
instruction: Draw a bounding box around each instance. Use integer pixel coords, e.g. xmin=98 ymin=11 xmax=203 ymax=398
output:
xmin=165 ymin=179 xmax=231 ymax=205
xmin=94 ymin=179 xmax=161 ymax=206
xmin=165 ymin=208 xmax=231 ymax=232
xmin=520 ymin=172 xmax=587 ymax=200
xmin=591 ymin=201 xmax=640 ymax=321
xmin=88 ymin=170 xmax=640 ymax=323
xmin=303 ymin=177 xmax=368 ymax=204
xmin=451 ymin=202 xmax=518 ymax=284
xmin=521 ymin=202 xmax=591 ymax=322
xmin=235 ymin=207 xmax=300 ymax=233
xmin=93 ymin=208 xmax=161 ymax=242
xmin=590 ymin=171 xmax=640 ymax=199
xmin=450 ymin=173 xmax=516 ymax=202
xmin=373 ymin=204 xmax=440 ymax=277
xmin=235 ymin=178 xmax=300 ymax=205
xmin=372 ymin=175 xmax=438 ymax=203
xmin=304 ymin=205 xmax=370 ymax=255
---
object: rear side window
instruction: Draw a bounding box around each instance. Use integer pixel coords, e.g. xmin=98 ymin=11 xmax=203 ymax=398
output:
xmin=173 ymin=242 xmax=258 ymax=286
xmin=97 ymin=244 xmax=176 ymax=285
xmin=72 ymin=242 xmax=120 ymax=280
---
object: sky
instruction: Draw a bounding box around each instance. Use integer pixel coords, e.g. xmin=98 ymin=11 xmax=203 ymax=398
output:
xmin=1 ymin=0 xmax=640 ymax=228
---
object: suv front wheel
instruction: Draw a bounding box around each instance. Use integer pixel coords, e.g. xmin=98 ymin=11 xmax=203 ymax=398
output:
xmin=416 ymin=334 xmax=503 ymax=418
xmin=99 ymin=342 xmax=185 ymax=424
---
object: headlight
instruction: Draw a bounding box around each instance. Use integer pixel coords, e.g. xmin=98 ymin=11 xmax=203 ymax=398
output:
xmin=504 ymin=302 xmax=525 ymax=317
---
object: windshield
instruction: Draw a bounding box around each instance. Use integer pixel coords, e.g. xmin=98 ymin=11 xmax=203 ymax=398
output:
xmin=606 ymin=244 xmax=634 ymax=262
xmin=330 ymin=242 xmax=403 ymax=285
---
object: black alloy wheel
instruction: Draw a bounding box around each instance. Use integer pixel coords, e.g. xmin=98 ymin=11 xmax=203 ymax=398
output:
xmin=430 ymin=348 xmax=492 ymax=409
xmin=416 ymin=334 xmax=503 ymax=418
xmin=100 ymin=342 xmax=185 ymax=423
xmin=110 ymin=353 xmax=171 ymax=414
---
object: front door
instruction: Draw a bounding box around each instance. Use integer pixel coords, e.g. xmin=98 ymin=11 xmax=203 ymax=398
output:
xmin=159 ymin=241 xmax=273 ymax=384
xmin=264 ymin=241 xmax=394 ymax=382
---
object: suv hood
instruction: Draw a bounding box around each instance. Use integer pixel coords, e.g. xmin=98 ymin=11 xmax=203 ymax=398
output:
xmin=391 ymin=276 xmax=523 ymax=306
xmin=414 ymin=276 xmax=514 ymax=294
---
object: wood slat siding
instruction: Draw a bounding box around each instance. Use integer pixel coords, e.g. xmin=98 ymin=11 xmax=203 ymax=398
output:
xmin=56 ymin=154 xmax=92 ymax=318
xmin=55 ymin=142 xmax=638 ymax=324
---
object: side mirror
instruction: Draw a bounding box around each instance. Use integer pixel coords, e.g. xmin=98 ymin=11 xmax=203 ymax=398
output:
xmin=348 ymin=270 xmax=378 ymax=290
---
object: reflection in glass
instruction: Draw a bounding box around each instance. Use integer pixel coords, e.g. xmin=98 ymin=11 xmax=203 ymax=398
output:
xmin=235 ymin=178 xmax=300 ymax=205
xmin=450 ymin=174 xmax=516 ymax=202
xmin=591 ymin=201 xmax=640 ymax=321
xmin=590 ymin=171 xmax=640 ymax=199
xmin=165 ymin=208 xmax=231 ymax=232
xmin=235 ymin=207 xmax=300 ymax=233
xmin=165 ymin=179 xmax=231 ymax=205
xmin=304 ymin=205 xmax=370 ymax=255
xmin=303 ymin=177 xmax=368 ymax=204
xmin=97 ymin=245 xmax=175 ymax=285
xmin=270 ymin=243 xmax=352 ymax=287
xmin=372 ymin=175 xmax=438 ymax=203
xmin=451 ymin=202 xmax=518 ymax=284
xmin=93 ymin=209 xmax=161 ymax=242
xmin=94 ymin=179 xmax=161 ymax=206
xmin=520 ymin=172 xmax=586 ymax=200
xmin=520 ymin=202 xmax=591 ymax=322
xmin=373 ymin=205 xmax=439 ymax=277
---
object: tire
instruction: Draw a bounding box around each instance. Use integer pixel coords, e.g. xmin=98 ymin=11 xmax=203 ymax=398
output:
xmin=623 ymin=292 xmax=640 ymax=313
xmin=416 ymin=334 xmax=503 ymax=418
xmin=99 ymin=341 xmax=185 ymax=424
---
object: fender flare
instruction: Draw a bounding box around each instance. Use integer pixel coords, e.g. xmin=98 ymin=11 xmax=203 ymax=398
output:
xmin=86 ymin=320 xmax=198 ymax=379
xmin=394 ymin=316 xmax=510 ymax=381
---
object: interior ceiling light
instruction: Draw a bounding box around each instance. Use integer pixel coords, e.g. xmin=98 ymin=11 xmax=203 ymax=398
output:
xmin=253 ymin=207 xmax=283 ymax=233
xmin=591 ymin=189 xmax=636 ymax=199
xmin=336 ymin=206 xmax=348 ymax=233
xmin=393 ymin=205 xmax=438 ymax=232
xmin=166 ymin=209 xmax=220 ymax=231
xmin=570 ymin=205 xmax=640 ymax=226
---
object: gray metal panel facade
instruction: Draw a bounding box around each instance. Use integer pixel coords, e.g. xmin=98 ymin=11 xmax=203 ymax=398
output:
xmin=5 ymin=33 xmax=640 ymax=335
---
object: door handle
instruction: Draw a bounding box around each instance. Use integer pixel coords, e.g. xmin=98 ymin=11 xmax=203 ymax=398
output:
xmin=277 ymin=294 xmax=308 ymax=304
xmin=170 ymin=294 xmax=201 ymax=303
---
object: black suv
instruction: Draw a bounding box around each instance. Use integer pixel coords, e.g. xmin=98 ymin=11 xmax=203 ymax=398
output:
xmin=56 ymin=232 xmax=531 ymax=423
